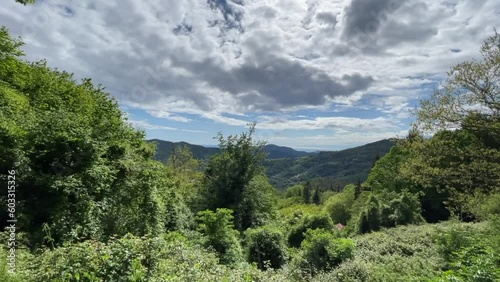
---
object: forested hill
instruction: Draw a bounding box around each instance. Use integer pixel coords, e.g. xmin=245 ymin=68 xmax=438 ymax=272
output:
xmin=150 ymin=138 xmax=395 ymax=189
xmin=148 ymin=139 xmax=311 ymax=162
xmin=265 ymin=139 xmax=395 ymax=188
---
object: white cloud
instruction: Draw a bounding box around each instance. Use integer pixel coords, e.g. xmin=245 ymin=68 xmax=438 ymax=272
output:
xmin=128 ymin=120 xmax=177 ymax=131
xmin=1 ymin=0 xmax=498 ymax=147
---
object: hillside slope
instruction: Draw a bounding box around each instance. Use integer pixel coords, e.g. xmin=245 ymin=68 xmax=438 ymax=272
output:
xmin=265 ymin=139 xmax=395 ymax=188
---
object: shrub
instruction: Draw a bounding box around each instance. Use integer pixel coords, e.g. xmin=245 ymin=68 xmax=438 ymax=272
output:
xmin=284 ymin=185 xmax=303 ymax=198
xmin=323 ymin=191 xmax=354 ymax=225
xmin=245 ymin=227 xmax=288 ymax=270
xmin=196 ymin=208 xmax=243 ymax=265
xmin=288 ymin=213 xmax=334 ymax=248
xmin=295 ymin=229 xmax=355 ymax=276
xmin=357 ymin=191 xmax=423 ymax=234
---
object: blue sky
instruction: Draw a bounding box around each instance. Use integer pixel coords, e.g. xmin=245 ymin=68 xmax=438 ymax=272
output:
xmin=2 ymin=0 xmax=499 ymax=150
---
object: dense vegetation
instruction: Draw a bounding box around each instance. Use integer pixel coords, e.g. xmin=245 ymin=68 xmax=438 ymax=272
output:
xmin=265 ymin=139 xmax=394 ymax=189
xmin=151 ymin=138 xmax=394 ymax=189
xmin=1 ymin=23 xmax=499 ymax=282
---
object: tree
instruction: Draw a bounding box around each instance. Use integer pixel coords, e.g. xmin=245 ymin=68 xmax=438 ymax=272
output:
xmin=201 ymin=123 xmax=268 ymax=229
xmin=355 ymin=178 xmax=362 ymax=199
xmin=411 ymin=32 xmax=500 ymax=218
xmin=164 ymin=145 xmax=202 ymax=209
xmin=357 ymin=195 xmax=381 ymax=234
xmin=417 ymin=31 xmax=499 ymax=135
xmin=303 ymin=181 xmax=312 ymax=204
xmin=0 ymin=28 xmax=174 ymax=247
xmin=313 ymin=187 xmax=321 ymax=205
xmin=371 ymin=150 xmax=381 ymax=168
xmin=237 ymin=175 xmax=277 ymax=230
xmin=323 ymin=186 xmax=356 ymax=225
xmin=166 ymin=145 xmax=200 ymax=173
xmin=284 ymin=184 xmax=303 ymax=198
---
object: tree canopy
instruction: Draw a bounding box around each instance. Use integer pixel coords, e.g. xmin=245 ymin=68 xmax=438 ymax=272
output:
xmin=0 ymin=27 xmax=174 ymax=246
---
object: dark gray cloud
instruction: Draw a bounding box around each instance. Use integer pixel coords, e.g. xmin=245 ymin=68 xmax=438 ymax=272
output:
xmin=342 ymin=0 xmax=407 ymax=40
xmin=175 ymin=55 xmax=374 ymax=111
xmin=316 ymin=12 xmax=337 ymax=27
xmin=340 ymin=0 xmax=440 ymax=53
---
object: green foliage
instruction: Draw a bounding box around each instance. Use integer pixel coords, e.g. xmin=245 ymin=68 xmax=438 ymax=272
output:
xmin=295 ymin=229 xmax=355 ymax=276
xmin=164 ymin=145 xmax=203 ymax=212
xmin=245 ymin=226 xmax=288 ymax=270
xmin=196 ymin=209 xmax=243 ymax=265
xmin=284 ymin=184 xmax=303 ymax=198
xmin=164 ymin=190 xmax=195 ymax=232
xmin=312 ymin=188 xmax=321 ymax=205
xmin=433 ymin=220 xmax=500 ymax=282
xmin=201 ymin=124 xmax=269 ymax=230
xmin=366 ymin=144 xmax=413 ymax=193
xmin=323 ymin=185 xmax=356 ymax=225
xmin=465 ymin=192 xmax=500 ymax=220
xmin=402 ymin=129 xmax=500 ymax=218
xmin=303 ymin=181 xmax=312 ymax=204
xmin=357 ymin=194 xmax=381 ymax=234
xmin=265 ymin=139 xmax=395 ymax=189
xmin=288 ymin=213 xmax=334 ymax=248
xmin=357 ymin=191 xmax=423 ymax=234
xmin=3 ymin=233 xmax=292 ymax=282
xmin=411 ymin=31 xmax=500 ymax=218
xmin=237 ymin=175 xmax=278 ymax=230
xmin=0 ymin=28 xmax=175 ymax=246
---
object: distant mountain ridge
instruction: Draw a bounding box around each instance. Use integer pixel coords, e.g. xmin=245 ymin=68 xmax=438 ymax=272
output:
xmin=149 ymin=138 xmax=395 ymax=189
xmin=148 ymin=139 xmax=311 ymax=162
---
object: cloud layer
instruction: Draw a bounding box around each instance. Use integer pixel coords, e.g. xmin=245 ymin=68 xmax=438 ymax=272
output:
xmin=1 ymin=0 xmax=499 ymax=148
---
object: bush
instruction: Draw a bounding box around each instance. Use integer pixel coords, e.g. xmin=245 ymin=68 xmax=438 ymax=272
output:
xmin=323 ymin=190 xmax=354 ymax=225
xmin=357 ymin=191 xmax=423 ymax=234
xmin=5 ymin=233 xmax=292 ymax=281
xmin=295 ymin=229 xmax=355 ymax=276
xmin=284 ymin=185 xmax=303 ymax=198
xmin=433 ymin=220 xmax=500 ymax=282
xmin=196 ymin=208 xmax=243 ymax=265
xmin=245 ymin=227 xmax=288 ymax=270
xmin=288 ymin=213 xmax=334 ymax=248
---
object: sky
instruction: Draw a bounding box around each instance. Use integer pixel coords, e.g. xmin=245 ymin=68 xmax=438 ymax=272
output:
xmin=1 ymin=0 xmax=499 ymax=151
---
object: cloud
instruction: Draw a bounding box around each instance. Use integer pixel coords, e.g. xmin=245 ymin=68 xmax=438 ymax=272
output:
xmin=1 ymin=0 xmax=499 ymax=149
xmin=257 ymin=115 xmax=402 ymax=131
xmin=129 ymin=120 xmax=177 ymax=131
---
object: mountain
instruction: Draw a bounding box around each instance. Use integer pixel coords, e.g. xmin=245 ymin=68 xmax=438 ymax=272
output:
xmin=150 ymin=138 xmax=395 ymax=189
xmin=148 ymin=139 xmax=311 ymax=162
xmin=150 ymin=139 xmax=219 ymax=162
xmin=261 ymin=144 xmax=310 ymax=159
xmin=265 ymin=139 xmax=396 ymax=189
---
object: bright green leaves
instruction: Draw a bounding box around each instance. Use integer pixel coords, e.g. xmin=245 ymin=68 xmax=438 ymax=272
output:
xmin=0 ymin=28 xmax=174 ymax=247
xmin=0 ymin=26 xmax=24 ymax=59
xmin=197 ymin=208 xmax=243 ymax=265
xmin=295 ymin=229 xmax=355 ymax=276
